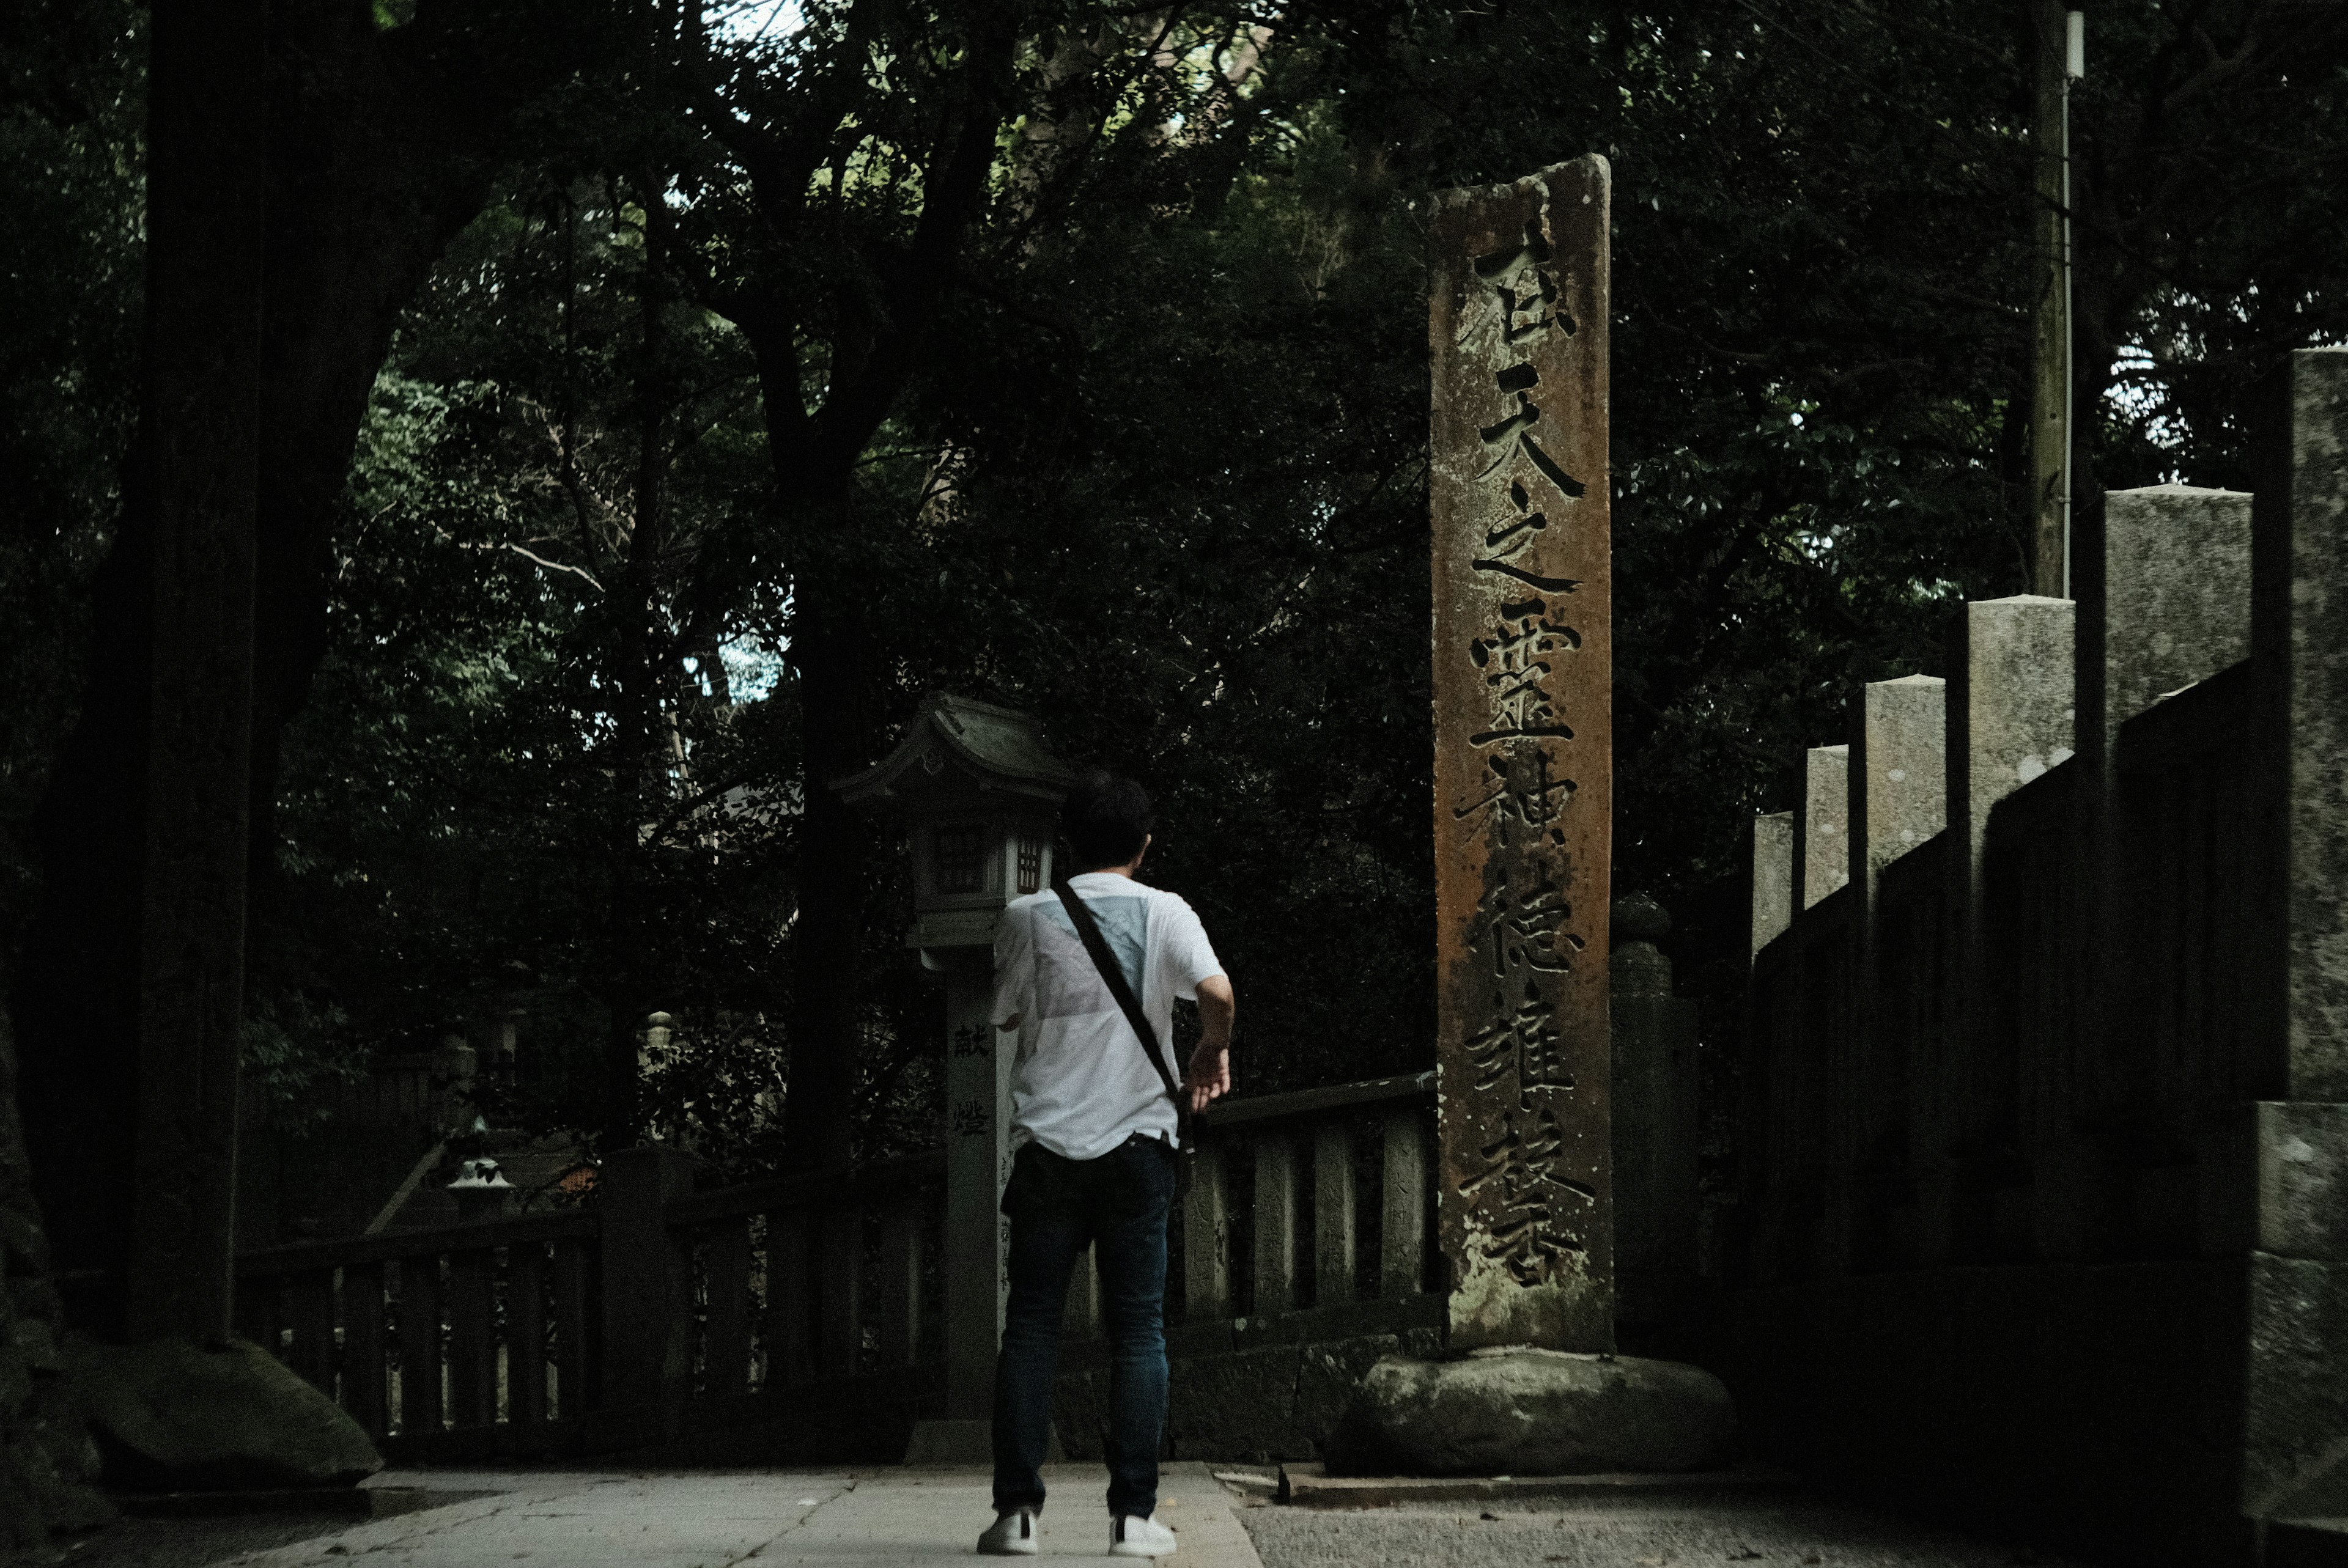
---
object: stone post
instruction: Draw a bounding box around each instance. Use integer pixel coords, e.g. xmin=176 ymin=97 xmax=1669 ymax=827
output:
xmin=1794 ymin=746 xmax=1850 ymax=912
xmin=941 ymin=957 xmax=1012 ymax=1420
xmin=2066 ymin=484 xmax=2250 ymax=1252
xmin=122 ymin=0 xmax=267 ymax=1347
xmin=596 ymin=1144 xmax=694 ymax=1422
xmin=1428 ymin=156 xmax=1613 ymax=1353
xmin=1850 ymin=677 xmax=1947 ymax=911
xmin=1749 ymin=812 xmax=1795 ymax=962
xmin=2237 ymin=346 xmax=2348 ymax=1526
xmin=1611 ymin=896 xmax=1699 ymax=1331
xmin=1922 ymin=595 xmax=2073 ymax=1263
xmin=1846 ymin=678 xmax=1946 ymax=1265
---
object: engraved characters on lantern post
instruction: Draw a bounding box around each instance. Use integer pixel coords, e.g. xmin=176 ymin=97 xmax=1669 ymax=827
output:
xmin=1450 ymin=207 xmax=1597 ymax=1291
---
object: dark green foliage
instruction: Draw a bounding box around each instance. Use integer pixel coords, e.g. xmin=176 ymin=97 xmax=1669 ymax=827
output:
xmin=6 ymin=0 xmax=2348 ymax=1204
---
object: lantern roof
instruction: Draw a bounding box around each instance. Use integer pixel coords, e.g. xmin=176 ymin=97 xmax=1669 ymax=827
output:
xmin=832 ymin=692 xmax=1079 ymax=809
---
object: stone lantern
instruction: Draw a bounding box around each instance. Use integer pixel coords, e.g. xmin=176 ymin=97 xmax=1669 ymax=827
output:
xmin=833 ymin=693 xmax=1077 ymax=1438
xmin=834 ymin=692 xmax=1077 ymax=959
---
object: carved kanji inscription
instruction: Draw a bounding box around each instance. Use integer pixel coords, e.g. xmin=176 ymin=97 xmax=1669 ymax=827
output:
xmin=1429 ymin=158 xmax=1612 ymax=1353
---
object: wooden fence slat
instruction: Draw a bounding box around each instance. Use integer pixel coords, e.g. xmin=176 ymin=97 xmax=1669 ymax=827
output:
xmin=819 ymin=1206 xmax=863 ymax=1380
xmin=285 ymin=1269 xmax=337 ymax=1399
xmin=1380 ymin=1111 xmax=1428 ymax=1299
xmin=550 ymin=1238 xmax=593 ymax=1420
xmin=1253 ymin=1132 xmax=1298 ymax=1315
xmin=1313 ymin=1123 xmax=1356 ymax=1308
xmin=876 ymin=1204 xmax=920 ymax=1369
xmin=237 ymin=1275 xmax=284 ymax=1365
xmin=702 ymin=1218 xmax=753 ymax=1398
xmin=342 ymin=1262 xmax=388 ymax=1437
xmin=395 ymin=1256 xmax=443 ymax=1435
xmin=767 ymin=1210 xmax=812 ymax=1387
xmin=445 ymin=1248 xmax=497 ymax=1429
xmin=1183 ymin=1141 xmax=1230 ymax=1321
xmin=506 ymin=1243 xmax=548 ymax=1425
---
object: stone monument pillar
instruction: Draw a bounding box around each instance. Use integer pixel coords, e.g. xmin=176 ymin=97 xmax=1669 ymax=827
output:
xmin=1326 ymin=159 xmax=1731 ymax=1478
xmin=1428 ymin=156 xmax=1613 ymax=1353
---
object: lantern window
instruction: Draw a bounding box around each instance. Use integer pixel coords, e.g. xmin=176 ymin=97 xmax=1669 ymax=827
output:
xmin=934 ymin=825 xmax=986 ymax=895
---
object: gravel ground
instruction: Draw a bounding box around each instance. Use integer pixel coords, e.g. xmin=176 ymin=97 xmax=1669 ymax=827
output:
xmin=1237 ymin=1492 xmax=2087 ymax=1568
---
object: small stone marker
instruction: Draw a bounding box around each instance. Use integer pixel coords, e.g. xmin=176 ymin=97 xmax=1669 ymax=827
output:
xmin=1427 ymin=156 xmax=1612 ymax=1353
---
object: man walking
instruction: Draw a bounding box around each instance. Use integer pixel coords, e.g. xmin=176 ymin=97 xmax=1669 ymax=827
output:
xmin=978 ymin=771 xmax=1236 ymax=1558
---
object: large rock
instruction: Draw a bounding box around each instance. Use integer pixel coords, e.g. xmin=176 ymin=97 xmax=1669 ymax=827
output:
xmin=65 ymin=1334 xmax=382 ymax=1490
xmin=1323 ymin=1349 xmax=1735 ymax=1476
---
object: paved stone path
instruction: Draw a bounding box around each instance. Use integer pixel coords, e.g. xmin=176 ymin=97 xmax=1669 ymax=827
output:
xmin=82 ymin=1465 xmax=1261 ymax=1568
xmin=70 ymin=1467 xmax=2084 ymax=1568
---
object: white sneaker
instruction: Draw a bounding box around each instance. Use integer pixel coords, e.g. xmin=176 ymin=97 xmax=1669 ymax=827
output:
xmin=978 ymin=1509 xmax=1040 ymax=1556
xmin=1109 ymin=1514 xmax=1178 ymax=1558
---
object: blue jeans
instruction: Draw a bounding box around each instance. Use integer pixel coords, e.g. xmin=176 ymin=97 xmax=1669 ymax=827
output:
xmin=992 ymin=1135 xmax=1175 ymax=1518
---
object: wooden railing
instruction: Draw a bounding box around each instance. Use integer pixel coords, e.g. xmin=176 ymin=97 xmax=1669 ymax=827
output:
xmin=235 ymin=1209 xmax=599 ymax=1451
xmin=236 ymin=1073 xmax=1438 ymax=1459
xmin=235 ymin=1149 xmax=947 ymax=1460
xmin=1053 ymin=1073 xmax=1442 ymax=1349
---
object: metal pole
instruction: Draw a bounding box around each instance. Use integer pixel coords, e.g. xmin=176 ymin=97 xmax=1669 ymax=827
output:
xmin=2061 ymin=10 xmax=2084 ymax=598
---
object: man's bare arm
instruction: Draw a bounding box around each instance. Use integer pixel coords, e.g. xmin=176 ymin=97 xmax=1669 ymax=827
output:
xmin=1186 ymin=974 xmax=1235 ymax=1113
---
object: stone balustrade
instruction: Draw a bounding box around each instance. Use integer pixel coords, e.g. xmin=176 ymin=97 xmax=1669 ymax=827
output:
xmin=1724 ymin=348 xmax=2348 ymax=1566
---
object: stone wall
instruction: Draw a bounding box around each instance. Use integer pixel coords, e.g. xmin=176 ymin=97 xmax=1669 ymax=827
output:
xmin=1725 ymin=350 xmax=2348 ymax=1565
xmin=1054 ymin=1328 xmax=1446 ymax=1465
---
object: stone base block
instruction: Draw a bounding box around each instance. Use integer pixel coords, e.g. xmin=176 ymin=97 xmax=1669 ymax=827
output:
xmin=902 ymin=1418 xmax=1063 ymax=1466
xmin=65 ymin=1335 xmax=382 ymax=1491
xmin=1322 ymin=1349 xmax=1736 ymax=1477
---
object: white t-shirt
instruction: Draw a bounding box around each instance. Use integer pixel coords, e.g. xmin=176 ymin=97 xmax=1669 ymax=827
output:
xmin=990 ymin=872 xmax=1226 ymax=1160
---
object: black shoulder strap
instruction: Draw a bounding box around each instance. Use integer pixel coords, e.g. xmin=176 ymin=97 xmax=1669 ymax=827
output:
xmin=1052 ymin=876 xmax=1185 ymax=1113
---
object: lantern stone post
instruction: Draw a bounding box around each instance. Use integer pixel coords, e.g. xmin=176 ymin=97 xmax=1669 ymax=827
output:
xmin=833 ymin=694 xmax=1077 ymax=1457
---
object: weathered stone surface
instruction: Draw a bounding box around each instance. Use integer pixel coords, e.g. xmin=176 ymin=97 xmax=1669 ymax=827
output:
xmin=1427 ymin=157 xmax=1613 ymax=1354
xmin=1055 ymin=1329 xmax=1445 ymax=1463
xmin=1749 ymin=812 xmax=1794 ymax=960
xmin=2080 ymin=485 xmax=2251 ymax=775
xmin=1795 ymin=746 xmax=1849 ymax=911
xmin=1611 ymin=899 xmax=1698 ymax=1292
xmin=65 ymin=1334 xmax=382 ymax=1490
xmin=1851 ymin=677 xmax=1946 ymax=898
xmin=1324 ymin=1349 xmax=1735 ymax=1476
xmin=1947 ymin=595 xmax=2074 ymax=896
xmin=2251 ymin=348 xmax=2348 ymax=1102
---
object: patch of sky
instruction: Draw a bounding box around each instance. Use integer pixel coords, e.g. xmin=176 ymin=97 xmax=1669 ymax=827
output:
xmin=711 ymin=0 xmax=804 ymax=42
xmin=2108 ymin=342 xmax=2188 ymax=480
xmin=720 ymin=636 xmax=786 ymax=702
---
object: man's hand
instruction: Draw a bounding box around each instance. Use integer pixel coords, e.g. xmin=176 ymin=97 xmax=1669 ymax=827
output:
xmin=1186 ymin=1043 xmax=1231 ymax=1113
xmin=1187 ymin=974 xmax=1236 ymax=1113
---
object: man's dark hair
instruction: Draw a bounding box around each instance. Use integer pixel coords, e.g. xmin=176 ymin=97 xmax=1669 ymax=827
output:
xmin=1062 ymin=770 xmax=1156 ymax=869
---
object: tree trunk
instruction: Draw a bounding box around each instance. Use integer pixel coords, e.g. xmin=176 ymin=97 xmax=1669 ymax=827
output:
xmin=781 ymin=587 xmax=869 ymax=1174
xmin=601 ymin=183 xmax=671 ymax=1149
xmin=9 ymin=0 xmax=615 ymax=1329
